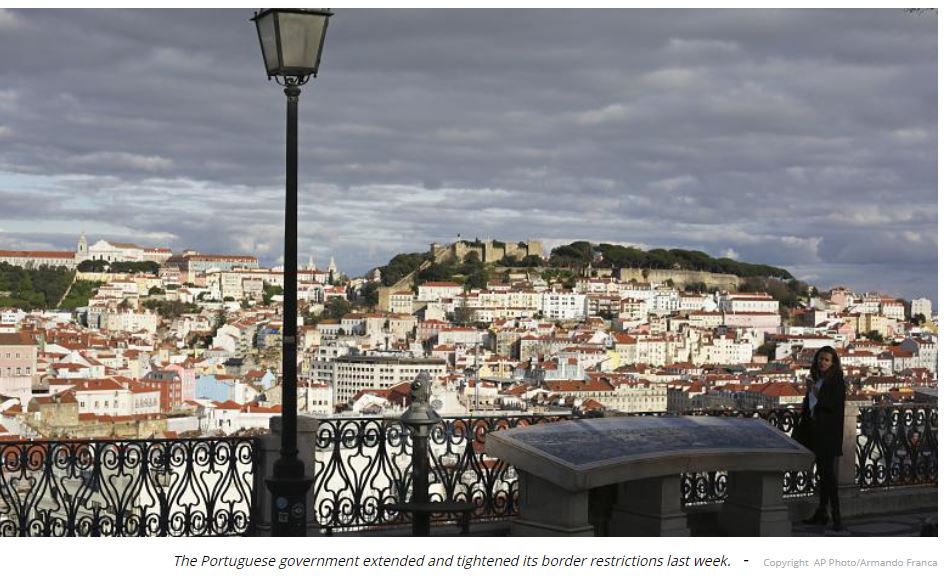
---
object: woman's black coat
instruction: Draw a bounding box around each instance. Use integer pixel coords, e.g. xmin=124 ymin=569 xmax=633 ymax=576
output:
xmin=801 ymin=376 xmax=846 ymax=458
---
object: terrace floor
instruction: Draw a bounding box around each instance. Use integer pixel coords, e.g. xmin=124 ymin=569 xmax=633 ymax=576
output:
xmin=792 ymin=507 xmax=937 ymax=537
xmin=336 ymin=503 xmax=938 ymax=538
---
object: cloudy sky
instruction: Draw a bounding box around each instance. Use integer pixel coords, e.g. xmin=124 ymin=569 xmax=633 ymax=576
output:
xmin=0 ymin=8 xmax=937 ymax=302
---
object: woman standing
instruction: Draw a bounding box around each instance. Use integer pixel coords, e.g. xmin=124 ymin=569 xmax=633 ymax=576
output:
xmin=801 ymin=345 xmax=847 ymax=531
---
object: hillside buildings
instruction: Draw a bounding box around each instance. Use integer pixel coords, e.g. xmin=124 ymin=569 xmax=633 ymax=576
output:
xmin=0 ymin=237 xmax=937 ymax=440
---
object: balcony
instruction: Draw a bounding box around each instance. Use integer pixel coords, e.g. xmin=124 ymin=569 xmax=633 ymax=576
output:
xmin=0 ymin=404 xmax=936 ymax=537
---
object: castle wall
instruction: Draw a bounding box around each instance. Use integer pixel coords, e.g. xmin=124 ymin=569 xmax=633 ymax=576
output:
xmin=618 ymin=267 xmax=741 ymax=290
xmin=527 ymin=240 xmax=544 ymax=258
xmin=484 ymin=242 xmax=506 ymax=264
xmin=444 ymin=239 xmax=546 ymax=264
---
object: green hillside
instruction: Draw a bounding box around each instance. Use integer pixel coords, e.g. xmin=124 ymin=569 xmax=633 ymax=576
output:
xmin=549 ymin=241 xmax=793 ymax=279
xmin=0 ymin=263 xmax=102 ymax=310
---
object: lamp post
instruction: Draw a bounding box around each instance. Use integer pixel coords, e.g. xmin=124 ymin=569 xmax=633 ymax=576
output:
xmin=252 ymin=7 xmax=332 ymax=537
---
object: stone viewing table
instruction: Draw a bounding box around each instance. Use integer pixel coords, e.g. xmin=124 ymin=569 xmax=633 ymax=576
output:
xmin=485 ymin=416 xmax=813 ymax=537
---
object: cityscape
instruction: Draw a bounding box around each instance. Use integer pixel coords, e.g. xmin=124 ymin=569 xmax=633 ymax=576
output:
xmin=0 ymin=9 xmax=937 ymax=538
xmin=0 ymin=234 xmax=938 ymax=440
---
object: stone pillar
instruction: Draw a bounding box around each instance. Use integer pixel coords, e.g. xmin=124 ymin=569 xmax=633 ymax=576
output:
xmin=839 ymin=400 xmax=870 ymax=487
xmin=720 ymin=471 xmax=791 ymax=536
xmin=608 ymin=475 xmax=690 ymax=536
xmin=254 ymin=414 xmax=322 ymax=536
xmin=510 ymin=472 xmax=595 ymax=537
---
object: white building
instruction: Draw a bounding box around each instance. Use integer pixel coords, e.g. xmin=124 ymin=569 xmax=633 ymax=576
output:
xmin=310 ymin=355 xmax=448 ymax=403
xmin=718 ymin=292 xmax=779 ymax=314
xmin=84 ymin=239 xmax=146 ymax=263
xmin=101 ymin=310 xmax=158 ymax=334
xmin=300 ymin=382 xmax=333 ymax=415
xmin=0 ymin=250 xmax=77 ymax=270
xmin=695 ymin=333 xmax=754 ymax=365
xmin=910 ymin=298 xmax=932 ymax=321
xmin=879 ymin=300 xmax=906 ymax=321
xmin=417 ymin=282 xmax=464 ymax=302
xmin=900 ymin=338 xmax=938 ymax=373
xmin=540 ymin=292 xmax=588 ymax=321
xmin=438 ymin=327 xmax=489 ymax=346
xmin=722 ymin=312 xmax=782 ymax=335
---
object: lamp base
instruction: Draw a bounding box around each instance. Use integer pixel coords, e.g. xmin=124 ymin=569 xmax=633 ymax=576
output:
xmin=266 ymin=457 xmax=314 ymax=537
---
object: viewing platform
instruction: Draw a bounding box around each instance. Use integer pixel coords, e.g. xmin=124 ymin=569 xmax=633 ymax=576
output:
xmin=0 ymin=403 xmax=936 ymax=537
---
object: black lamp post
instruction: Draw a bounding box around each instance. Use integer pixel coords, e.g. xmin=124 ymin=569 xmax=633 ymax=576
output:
xmin=252 ymin=7 xmax=332 ymax=537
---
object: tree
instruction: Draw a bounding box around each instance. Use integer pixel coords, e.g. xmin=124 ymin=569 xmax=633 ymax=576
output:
xmin=464 ymin=267 xmax=489 ymax=291
xmin=863 ymin=330 xmax=886 ymax=343
xmin=141 ymin=299 xmax=199 ymax=319
xmin=453 ymin=305 xmax=475 ymax=326
xmin=263 ymin=283 xmax=283 ymax=305
xmin=549 ymin=241 xmax=595 ymax=267
xmin=148 ymin=286 xmax=165 ymax=296
xmin=213 ymin=310 xmax=227 ymax=331
xmin=109 ymin=261 xmax=159 ymax=275
xmin=356 ymin=281 xmax=380 ymax=308
xmin=462 ymin=251 xmax=481 ymax=266
xmin=379 ymin=252 xmax=427 ymax=286
xmin=78 ymin=259 xmax=109 ymax=273
xmin=322 ymin=297 xmax=351 ymax=321
xmin=60 ymin=280 xmax=101 ymax=311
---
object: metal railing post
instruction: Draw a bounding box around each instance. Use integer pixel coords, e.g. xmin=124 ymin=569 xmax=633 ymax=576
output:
xmin=400 ymin=372 xmax=440 ymax=536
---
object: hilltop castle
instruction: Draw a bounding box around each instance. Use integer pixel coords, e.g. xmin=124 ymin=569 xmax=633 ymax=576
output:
xmin=431 ymin=239 xmax=544 ymax=264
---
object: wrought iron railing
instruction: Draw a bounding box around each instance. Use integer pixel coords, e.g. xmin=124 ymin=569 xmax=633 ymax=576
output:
xmin=309 ymin=409 xmax=816 ymax=533
xmin=0 ymin=404 xmax=934 ymax=537
xmin=855 ymin=405 xmax=937 ymax=488
xmin=0 ymin=438 xmax=258 ymax=537
xmin=676 ymin=408 xmax=816 ymax=505
xmin=311 ymin=415 xmax=568 ymax=533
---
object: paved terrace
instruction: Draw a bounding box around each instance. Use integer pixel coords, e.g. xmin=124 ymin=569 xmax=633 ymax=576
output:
xmin=339 ymin=488 xmax=938 ymax=537
xmin=792 ymin=508 xmax=936 ymax=537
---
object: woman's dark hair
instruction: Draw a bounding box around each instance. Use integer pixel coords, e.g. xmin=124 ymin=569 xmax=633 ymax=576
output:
xmin=810 ymin=345 xmax=843 ymax=384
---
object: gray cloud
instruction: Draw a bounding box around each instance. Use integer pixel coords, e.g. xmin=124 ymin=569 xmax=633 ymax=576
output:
xmin=0 ymin=8 xmax=937 ymax=302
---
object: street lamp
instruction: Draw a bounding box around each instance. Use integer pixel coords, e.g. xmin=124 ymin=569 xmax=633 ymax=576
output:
xmin=252 ymin=7 xmax=332 ymax=537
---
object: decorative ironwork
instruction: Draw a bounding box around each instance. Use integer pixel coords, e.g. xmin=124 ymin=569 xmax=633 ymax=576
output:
xmin=2 ymin=405 xmax=931 ymax=537
xmin=310 ymin=410 xmax=818 ymax=533
xmin=670 ymin=408 xmax=815 ymax=505
xmin=311 ymin=415 xmax=568 ymax=533
xmin=0 ymin=438 xmax=259 ymax=537
xmin=855 ymin=405 xmax=937 ymax=488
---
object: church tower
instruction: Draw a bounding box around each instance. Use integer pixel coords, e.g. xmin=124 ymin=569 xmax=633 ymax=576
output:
xmin=76 ymin=232 xmax=88 ymax=262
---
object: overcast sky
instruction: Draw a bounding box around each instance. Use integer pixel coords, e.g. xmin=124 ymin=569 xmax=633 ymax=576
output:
xmin=0 ymin=9 xmax=937 ymax=302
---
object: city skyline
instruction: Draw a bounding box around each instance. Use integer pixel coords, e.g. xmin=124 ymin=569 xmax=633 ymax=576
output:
xmin=0 ymin=8 xmax=937 ymax=301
